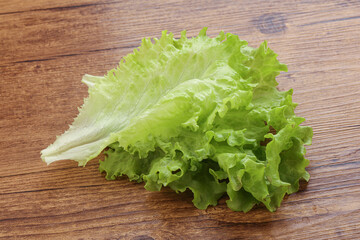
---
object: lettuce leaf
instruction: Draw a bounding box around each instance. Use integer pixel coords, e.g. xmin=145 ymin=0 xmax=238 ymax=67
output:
xmin=41 ymin=28 xmax=312 ymax=212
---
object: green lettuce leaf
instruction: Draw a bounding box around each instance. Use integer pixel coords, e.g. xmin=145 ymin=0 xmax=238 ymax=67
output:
xmin=41 ymin=28 xmax=312 ymax=212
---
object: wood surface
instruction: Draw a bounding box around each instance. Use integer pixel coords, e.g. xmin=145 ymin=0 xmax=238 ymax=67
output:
xmin=1 ymin=0 xmax=360 ymax=239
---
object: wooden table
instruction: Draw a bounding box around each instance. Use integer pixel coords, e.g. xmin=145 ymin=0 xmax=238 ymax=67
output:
xmin=1 ymin=1 xmax=360 ymax=239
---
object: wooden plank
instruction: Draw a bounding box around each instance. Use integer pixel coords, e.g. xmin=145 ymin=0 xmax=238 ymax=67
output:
xmin=1 ymin=0 xmax=360 ymax=239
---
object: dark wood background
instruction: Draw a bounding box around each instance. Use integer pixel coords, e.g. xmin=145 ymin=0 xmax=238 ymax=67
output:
xmin=1 ymin=0 xmax=360 ymax=239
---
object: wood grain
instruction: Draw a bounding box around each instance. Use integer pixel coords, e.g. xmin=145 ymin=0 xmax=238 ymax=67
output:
xmin=1 ymin=0 xmax=360 ymax=239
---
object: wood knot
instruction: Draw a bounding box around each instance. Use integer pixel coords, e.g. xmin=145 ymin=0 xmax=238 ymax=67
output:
xmin=132 ymin=235 xmax=155 ymax=240
xmin=255 ymin=13 xmax=287 ymax=34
